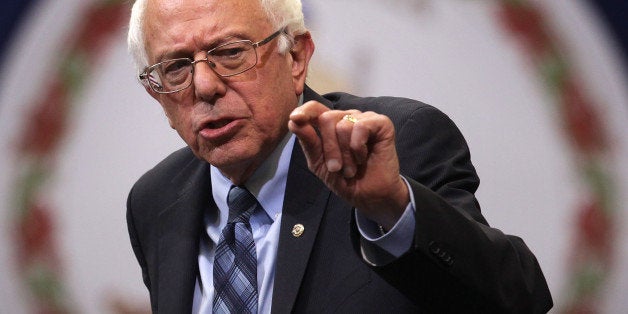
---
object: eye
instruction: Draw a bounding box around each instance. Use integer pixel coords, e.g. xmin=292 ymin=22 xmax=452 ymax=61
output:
xmin=154 ymin=58 xmax=192 ymax=87
xmin=161 ymin=59 xmax=191 ymax=74
xmin=211 ymin=45 xmax=247 ymax=59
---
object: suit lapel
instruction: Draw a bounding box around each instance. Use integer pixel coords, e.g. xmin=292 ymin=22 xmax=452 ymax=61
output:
xmin=271 ymin=87 xmax=338 ymax=313
xmin=154 ymin=87 xmax=335 ymax=313
xmin=157 ymin=159 xmax=212 ymax=313
xmin=271 ymin=142 xmax=330 ymax=313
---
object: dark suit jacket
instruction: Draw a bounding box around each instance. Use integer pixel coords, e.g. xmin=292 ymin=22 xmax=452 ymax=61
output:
xmin=127 ymin=86 xmax=552 ymax=313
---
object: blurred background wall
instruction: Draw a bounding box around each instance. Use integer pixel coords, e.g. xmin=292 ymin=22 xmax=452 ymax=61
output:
xmin=1 ymin=0 xmax=626 ymax=313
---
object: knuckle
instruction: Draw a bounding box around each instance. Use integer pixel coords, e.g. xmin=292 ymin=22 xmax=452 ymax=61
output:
xmin=336 ymin=121 xmax=353 ymax=133
xmin=319 ymin=110 xmax=338 ymax=124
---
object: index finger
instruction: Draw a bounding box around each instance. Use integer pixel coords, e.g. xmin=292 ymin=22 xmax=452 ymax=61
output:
xmin=290 ymin=100 xmax=344 ymax=172
xmin=289 ymin=100 xmax=330 ymax=126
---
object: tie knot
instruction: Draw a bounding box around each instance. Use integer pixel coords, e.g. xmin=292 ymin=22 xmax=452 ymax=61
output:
xmin=227 ymin=186 xmax=257 ymax=223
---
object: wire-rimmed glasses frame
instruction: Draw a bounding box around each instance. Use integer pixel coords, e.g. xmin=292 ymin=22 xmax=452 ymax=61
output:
xmin=139 ymin=29 xmax=284 ymax=94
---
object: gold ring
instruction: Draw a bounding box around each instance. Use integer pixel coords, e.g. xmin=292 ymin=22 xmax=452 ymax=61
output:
xmin=342 ymin=114 xmax=358 ymax=124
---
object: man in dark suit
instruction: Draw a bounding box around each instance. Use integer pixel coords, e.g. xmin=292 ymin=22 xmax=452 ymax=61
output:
xmin=126 ymin=0 xmax=553 ymax=312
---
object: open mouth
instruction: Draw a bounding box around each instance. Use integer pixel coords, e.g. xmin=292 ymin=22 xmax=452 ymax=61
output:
xmin=198 ymin=118 xmax=242 ymax=140
xmin=206 ymin=120 xmax=233 ymax=129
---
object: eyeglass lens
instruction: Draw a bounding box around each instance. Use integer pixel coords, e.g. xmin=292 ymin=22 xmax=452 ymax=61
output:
xmin=146 ymin=41 xmax=258 ymax=93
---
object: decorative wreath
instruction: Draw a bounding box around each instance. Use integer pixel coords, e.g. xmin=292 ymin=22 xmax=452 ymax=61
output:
xmin=10 ymin=0 xmax=616 ymax=312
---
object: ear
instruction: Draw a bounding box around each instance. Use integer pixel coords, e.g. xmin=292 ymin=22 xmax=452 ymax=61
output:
xmin=144 ymin=85 xmax=176 ymax=129
xmin=289 ymin=31 xmax=315 ymax=96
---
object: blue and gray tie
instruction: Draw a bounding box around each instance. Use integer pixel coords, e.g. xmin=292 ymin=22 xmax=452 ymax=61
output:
xmin=213 ymin=186 xmax=259 ymax=313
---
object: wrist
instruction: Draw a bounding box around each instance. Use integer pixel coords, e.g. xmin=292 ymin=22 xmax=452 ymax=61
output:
xmin=362 ymin=178 xmax=410 ymax=230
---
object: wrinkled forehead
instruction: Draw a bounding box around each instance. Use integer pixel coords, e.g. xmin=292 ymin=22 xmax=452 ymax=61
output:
xmin=143 ymin=0 xmax=272 ymax=61
xmin=144 ymin=0 xmax=270 ymax=30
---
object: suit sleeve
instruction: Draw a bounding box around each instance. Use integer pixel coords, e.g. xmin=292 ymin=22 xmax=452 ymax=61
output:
xmin=127 ymin=186 xmax=151 ymax=291
xmin=365 ymin=105 xmax=553 ymax=313
xmin=127 ymin=185 xmax=160 ymax=313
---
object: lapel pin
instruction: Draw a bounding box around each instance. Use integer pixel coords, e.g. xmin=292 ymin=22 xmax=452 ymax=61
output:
xmin=292 ymin=224 xmax=305 ymax=237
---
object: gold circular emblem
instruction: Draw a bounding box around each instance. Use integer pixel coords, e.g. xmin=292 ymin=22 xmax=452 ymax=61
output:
xmin=292 ymin=224 xmax=305 ymax=237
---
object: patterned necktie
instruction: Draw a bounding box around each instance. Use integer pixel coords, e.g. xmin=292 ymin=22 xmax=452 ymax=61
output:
xmin=213 ymin=186 xmax=259 ymax=314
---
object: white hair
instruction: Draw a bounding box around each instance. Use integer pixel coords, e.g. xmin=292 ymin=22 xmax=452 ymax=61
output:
xmin=127 ymin=0 xmax=307 ymax=76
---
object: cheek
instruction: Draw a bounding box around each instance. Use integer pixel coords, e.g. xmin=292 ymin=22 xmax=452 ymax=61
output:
xmin=250 ymin=68 xmax=297 ymax=124
xmin=160 ymin=100 xmax=197 ymax=143
xmin=249 ymin=88 xmax=294 ymax=135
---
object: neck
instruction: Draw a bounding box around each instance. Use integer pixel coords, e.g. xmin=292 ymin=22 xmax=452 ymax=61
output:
xmin=219 ymin=130 xmax=293 ymax=186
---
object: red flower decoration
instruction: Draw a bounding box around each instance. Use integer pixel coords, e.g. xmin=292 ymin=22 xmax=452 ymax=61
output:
xmin=18 ymin=80 xmax=68 ymax=156
xmin=74 ymin=2 xmax=129 ymax=60
xmin=561 ymin=79 xmax=606 ymax=153
xmin=497 ymin=1 xmax=552 ymax=57
xmin=577 ymin=200 xmax=612 ymax=260
xmin=16 ymin=202 xmax=55 ymax=263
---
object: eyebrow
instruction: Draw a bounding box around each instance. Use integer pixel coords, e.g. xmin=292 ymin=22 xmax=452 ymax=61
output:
xmin=155 ymin=50 xmax=191 ymax=63
xmin=153 ymin=32 xmax=249 ymax=63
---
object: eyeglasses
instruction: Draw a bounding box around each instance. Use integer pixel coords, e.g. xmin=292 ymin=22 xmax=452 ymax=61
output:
xmin=139 ymin=29 xmax=284 ymax=94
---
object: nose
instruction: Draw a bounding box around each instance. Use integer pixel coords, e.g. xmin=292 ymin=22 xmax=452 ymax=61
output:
xmin=192 ymin=58 xmax=227 ymax=101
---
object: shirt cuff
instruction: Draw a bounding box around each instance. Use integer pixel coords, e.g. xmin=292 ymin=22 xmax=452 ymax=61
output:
xmin=356 ymin=176 xmax=416 ymax=265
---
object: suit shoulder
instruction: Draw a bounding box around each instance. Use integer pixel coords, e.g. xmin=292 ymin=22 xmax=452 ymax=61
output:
xmin=133 ymin=147 xmax=196 ymax=188
xmin=323 ymin=91 xmax=451 ymax=127
xmin=128 ymin=147 xmax=205 ymax=210
xmin=126 ymin=146 xmax=208 ymax=238
xmin=324 ymin=91 xmax=429 ymax=110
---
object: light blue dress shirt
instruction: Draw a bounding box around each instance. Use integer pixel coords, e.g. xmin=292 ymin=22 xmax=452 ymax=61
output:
xmin=192 ymin=131 xmax=417 ymax=313
xmin=193 ymin=133 xmax=294 ymax=314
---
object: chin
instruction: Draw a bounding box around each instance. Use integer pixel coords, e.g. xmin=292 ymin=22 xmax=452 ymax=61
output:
xmin=197 ymin=143 xmax=258 ymax=168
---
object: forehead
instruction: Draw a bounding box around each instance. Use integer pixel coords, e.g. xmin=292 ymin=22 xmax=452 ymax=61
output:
xmin=143 ymin=0 xmax=272 ymax=60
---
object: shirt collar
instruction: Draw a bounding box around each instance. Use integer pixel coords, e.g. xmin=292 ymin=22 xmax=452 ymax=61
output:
xmin=210 ymin=94 xmax=303 ymax=223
